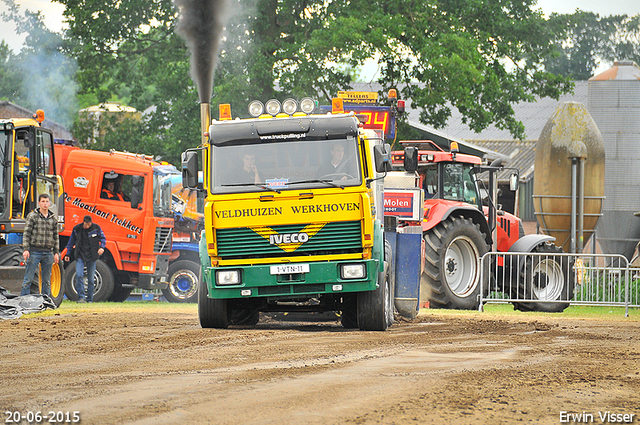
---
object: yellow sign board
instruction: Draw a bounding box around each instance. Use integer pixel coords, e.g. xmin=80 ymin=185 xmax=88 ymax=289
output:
xmin=337 ymin=91 xmax=378 ymax=105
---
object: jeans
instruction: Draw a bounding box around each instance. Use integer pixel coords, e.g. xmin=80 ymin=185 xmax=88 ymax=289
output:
xmin=20 ymin=250 xmax=54 ymax=296
xmin=75 ymin=257 xmax=97 ymax=302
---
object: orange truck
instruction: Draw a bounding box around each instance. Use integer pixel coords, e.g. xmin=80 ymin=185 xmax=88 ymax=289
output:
xmin=55 ymin=143 xmax=177 ymax=301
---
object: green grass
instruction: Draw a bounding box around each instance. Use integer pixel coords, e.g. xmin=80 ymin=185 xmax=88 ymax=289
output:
xmin=23 ymin=300 xmax=197 ymax=318
xmin=21 ymin=299 xmax=640 ymax=321
xmin=422 ymin=303 xmax=640 ymax=320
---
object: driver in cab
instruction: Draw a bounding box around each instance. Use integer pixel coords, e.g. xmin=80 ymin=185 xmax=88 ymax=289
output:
xmin=101 ymin=172 xmax=125 ymax=201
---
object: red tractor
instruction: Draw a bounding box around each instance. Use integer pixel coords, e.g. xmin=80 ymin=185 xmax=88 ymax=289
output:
xmin=393 ymin=140 xmax=574 ymax=312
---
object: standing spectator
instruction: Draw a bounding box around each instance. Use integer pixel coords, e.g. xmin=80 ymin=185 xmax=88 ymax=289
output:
xmin=21 ymin=193 xmax=60 ymax=298
xmin=64 ymin=215 xmax=106 ymax=303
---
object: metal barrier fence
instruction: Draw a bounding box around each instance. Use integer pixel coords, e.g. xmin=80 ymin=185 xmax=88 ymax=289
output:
xmin=479 ymin=252 xmax=635 ymax=316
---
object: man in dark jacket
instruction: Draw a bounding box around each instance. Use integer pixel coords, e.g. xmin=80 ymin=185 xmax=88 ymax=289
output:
xmin=21 ymin=193 xmax=60 ymax=297
xmin=64 ymin=215 xmax=106 ymax=303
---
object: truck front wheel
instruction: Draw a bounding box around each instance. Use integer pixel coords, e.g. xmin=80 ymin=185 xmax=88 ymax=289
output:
xmin=198 ymin=272 xmax=229 ymax=328
xmin=357 ymin=239 xmax=395 ymax=331
xmin=162 ymin=260 xmax=199 ymax=303
xmin=64 ymin=259 xmax=114 ymax=302
xmin=423 ymin=216 xmax=488 ymax=310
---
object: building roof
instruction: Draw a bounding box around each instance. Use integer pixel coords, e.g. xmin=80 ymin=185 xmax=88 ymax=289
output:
xmin=0 ymin=101 xmax=74 ymax=141
xmin=350 ymin=80 xmax=588 ymax=179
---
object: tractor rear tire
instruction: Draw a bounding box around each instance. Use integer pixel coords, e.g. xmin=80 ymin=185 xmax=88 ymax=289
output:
xmin=357 ymin=240 xmax=395 ymax=331
xmin=423 ymin=216 xmax=488 ymax=310
xmin=198 ymin=271 xmax=228 ymax=328
xmin=512 ymin=243 xmax=574 ymax=313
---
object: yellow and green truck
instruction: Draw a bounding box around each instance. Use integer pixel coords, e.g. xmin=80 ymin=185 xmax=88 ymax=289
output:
xmin=182 ymin=97 xmax=413 ymax=330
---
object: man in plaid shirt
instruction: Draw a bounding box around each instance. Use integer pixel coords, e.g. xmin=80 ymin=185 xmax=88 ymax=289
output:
xmin=21 ymin=193 xmax=60 ymax=298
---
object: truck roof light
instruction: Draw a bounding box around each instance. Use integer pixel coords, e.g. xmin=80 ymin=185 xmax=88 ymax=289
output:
xmin=265 ymin=99 xmax=281 ymax=116
xmin=331 ymin=98 xmax=344 ymax=114
xmin=300 ymin=97 xmax=315 ymax=114
xmin=34 ymin=109 xmax=45 ymax=123
xmin=248 ymin=100 xmax=264 ymax=117
xmin=219 ymin=104 xmax=232 ymax=121
xmin=282 ymin=98 xmax=298 ymax=115
xmin=450 ymin=141 xmax=459 ymax=153
xmin=397 ymin=99 xmax=405 ymax=114
xmin=388 ymin=89 xmax=397 ymax=100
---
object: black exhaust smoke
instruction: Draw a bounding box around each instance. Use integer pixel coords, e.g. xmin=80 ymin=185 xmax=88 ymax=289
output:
xmin=174 ymin=0 xmax=230 ymax=103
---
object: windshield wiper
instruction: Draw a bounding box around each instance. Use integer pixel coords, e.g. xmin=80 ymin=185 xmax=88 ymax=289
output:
xmin=289 ymin=179 xmax=344 ymax=189
xmin=222 ymin=182 xmax=282 ymax=193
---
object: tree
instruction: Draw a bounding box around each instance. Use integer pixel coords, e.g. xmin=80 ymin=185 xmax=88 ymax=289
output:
xmin=544 ymin=11 xmax=640 ymax=80
xmin=58 ymin=0 xmax=574 ymax=163
xmin=1 ymin=0 xmax=78 ymax=127
xmin=0 ymin=40 xmax=22 ymax=100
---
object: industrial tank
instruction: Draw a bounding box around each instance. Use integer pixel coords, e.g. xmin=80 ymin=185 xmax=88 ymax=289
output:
xmin=533 ymin=101 xmax=605 ymax=253
xmin=587 ymin=60 xmax=640 ymax=259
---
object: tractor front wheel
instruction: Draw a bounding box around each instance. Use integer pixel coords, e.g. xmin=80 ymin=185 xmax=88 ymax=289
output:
xmin=512 ymin=243 xmax=574 ymax=313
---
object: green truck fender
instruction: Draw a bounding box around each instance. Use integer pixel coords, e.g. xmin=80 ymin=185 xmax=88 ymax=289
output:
xmin=372 ymin=219 xmax=384 ymax=275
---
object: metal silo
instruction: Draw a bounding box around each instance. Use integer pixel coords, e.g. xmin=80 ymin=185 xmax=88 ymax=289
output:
xmin=534 ymin=102 xmax=605 ymax=253
xmin=588 ymin=60 xmax=640 ymax=259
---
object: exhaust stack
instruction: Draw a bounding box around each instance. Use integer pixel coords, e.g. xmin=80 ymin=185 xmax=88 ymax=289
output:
xmin=201 ymin=102 xmax=211 ymax=145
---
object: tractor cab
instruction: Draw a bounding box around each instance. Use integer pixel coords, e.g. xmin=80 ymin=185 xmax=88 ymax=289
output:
xmin=392 ymin=140 xmax=483 ymax=210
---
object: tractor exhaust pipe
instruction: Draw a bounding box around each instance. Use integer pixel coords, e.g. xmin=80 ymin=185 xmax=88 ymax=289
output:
xmin=200 ymin=102 xmax=211 ymax=145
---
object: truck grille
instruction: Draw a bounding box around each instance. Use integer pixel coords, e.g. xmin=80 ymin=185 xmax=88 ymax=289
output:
xmin=216 ymin=221 xmax=362 ymax=259
xmin=154 ymin=227 xmax=173 ymax=254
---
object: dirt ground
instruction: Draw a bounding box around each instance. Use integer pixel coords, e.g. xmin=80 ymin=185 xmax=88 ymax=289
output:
xmin=1 ymin=304 xmax=639 ymax=425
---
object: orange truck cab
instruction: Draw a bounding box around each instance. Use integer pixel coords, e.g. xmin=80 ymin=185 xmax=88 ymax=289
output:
xmin=55 ymin=143 xmax=177 ymax=301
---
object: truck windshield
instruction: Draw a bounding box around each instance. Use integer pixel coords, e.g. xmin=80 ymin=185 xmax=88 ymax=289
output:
xmin=153 ymin=165 xmax=180 ymax=218
xmin=211 ymin=137 xmax=362 ymax=194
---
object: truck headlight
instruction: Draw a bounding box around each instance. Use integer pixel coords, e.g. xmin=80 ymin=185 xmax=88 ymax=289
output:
xmin=216 ymin=270 xmax=241 ymax=285
xmin=340 ymin=264 xmax=366 ymax=279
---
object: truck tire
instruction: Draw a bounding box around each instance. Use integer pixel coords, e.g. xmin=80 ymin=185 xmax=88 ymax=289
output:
xmin=340 ymin=295 xmax=358 ymax=329
xmin=162 ymin=260 xmax=199 ymax=303
xmin=229 ymin=309 xmax=259 ymax=326
xmin=49 ymin=263 xmax=65 ymax=307
xmin=512 ymin=243 xmax=574 ymax=313
xmin=108 ymin=283 xmax=133 ymax=302
xmin=357 ymin=239 xmax=395 ymax=331
xmin=64 ymin=259 xmax=114 ymax=302
xmin=198 ymin=271 xmax=228 ymax=328
xmin=423 ymin=216 xmax=488 ymax=310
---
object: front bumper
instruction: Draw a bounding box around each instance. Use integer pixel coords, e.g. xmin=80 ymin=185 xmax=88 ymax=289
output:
xmin=203 ymin=259 xmax=379 ymax=299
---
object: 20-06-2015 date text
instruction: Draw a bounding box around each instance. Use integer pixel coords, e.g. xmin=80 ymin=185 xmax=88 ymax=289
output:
xmin=5 ymin=411 xmax=80 ymax=424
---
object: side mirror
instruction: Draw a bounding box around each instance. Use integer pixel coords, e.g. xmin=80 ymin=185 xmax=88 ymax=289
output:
xmin=490 ymin=157 xmax=503 ymax=168
xmin=373 ymin=143 xmax=392 ymax=173
xmin=509 ymin=173 xmax=519 ymax=192
xmin=130 ymin=175 xmax=142 ymax=209
xmin=182 ymin=151 xmax=199 ymax=189
xmin=403 ymin=147 xmax=418 ymax=172
xmin=17 ymin=130 xmax=34 ymax=149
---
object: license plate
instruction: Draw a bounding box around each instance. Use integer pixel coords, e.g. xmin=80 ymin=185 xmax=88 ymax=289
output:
xmin=270 ymin=264 xmax=310 ymax=275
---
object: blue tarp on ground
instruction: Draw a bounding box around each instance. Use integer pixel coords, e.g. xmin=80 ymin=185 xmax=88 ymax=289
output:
xmin=0 ymin=286 xmax=56 ymax=320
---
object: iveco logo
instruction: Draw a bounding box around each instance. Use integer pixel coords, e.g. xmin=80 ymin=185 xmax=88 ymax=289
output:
xmin=269 ymin=232 xmax=309 ymax=245
xmin=251 ymin=223 xmax=327 ymax=253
